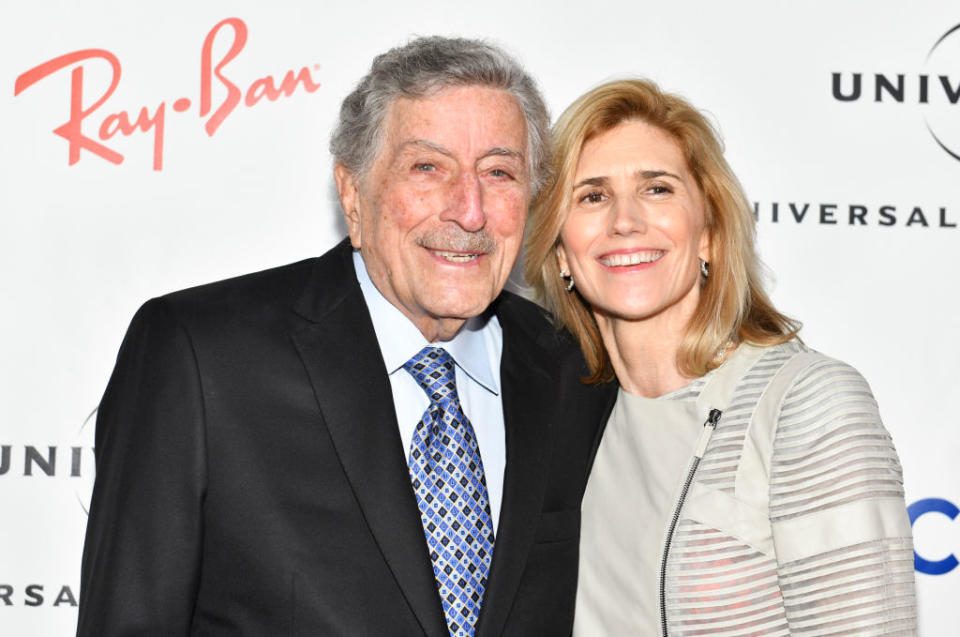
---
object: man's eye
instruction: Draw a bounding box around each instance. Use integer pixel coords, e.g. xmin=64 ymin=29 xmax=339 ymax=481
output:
xmin=414 ymin=163 xmax=436 ymax=172
xmin=490 ymin=169 xmax=511 ymax=178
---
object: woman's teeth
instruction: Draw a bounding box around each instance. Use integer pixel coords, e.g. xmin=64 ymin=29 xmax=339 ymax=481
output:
xmin=600 ymin=251 xmax=663 ymax=267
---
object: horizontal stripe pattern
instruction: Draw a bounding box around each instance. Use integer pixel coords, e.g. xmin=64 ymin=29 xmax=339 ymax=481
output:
xmin=770 ymin=359 xmax=905 ymax=522
xmin=777 ymin=538 xmax=917 ymax=635
xmin=666 ymin=521 xmax=790 ymax=636
xmin=661 ymin=342 xmax=915 ymax=635
xmin=693 ymin=342 xmax=802 ymax=494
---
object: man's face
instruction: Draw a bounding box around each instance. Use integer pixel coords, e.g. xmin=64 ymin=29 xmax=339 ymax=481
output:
xmin=336 ymin=85 xmax=530 ymax=340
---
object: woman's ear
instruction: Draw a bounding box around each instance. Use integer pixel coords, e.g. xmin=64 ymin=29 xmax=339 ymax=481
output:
xmin=698 ymin=228 xmax=711 ymax=265
xmin=556 ymin=243 xmax=570 ymax=274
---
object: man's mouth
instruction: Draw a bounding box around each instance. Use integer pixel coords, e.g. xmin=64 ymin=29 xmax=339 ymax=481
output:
xmin=429 ymin=249 xmax=482 ymax=263
xmin=599 ymin=250 xmax=664 ymax=267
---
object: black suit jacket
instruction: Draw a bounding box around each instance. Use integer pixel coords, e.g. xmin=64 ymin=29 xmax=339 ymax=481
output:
xmin=77 ymin=239 xmax=614 ymax=636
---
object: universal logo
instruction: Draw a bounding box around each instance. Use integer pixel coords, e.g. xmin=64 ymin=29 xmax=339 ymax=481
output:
xmin=0 ymin=583 xmax=78 ymax=608
xmin=831 ymin=21 xmax=960 ymax=163
xmin=751 ymin=200 xmax=956 ymax=229
xmin=0 ymin=408 xmax=96 ymax=515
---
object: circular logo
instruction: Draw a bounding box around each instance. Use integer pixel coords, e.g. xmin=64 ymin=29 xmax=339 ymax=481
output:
xmin=908 ymin=497 xmax=958 ymax=575
xmin=72 ymin=407 xmax=97 ymax=515
xmin=924 ymin=23 xmax=960 ymax=162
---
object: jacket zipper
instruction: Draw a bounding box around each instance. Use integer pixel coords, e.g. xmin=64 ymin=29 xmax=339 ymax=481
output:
xmin=659 ymin=408 xmax=722 ymax=637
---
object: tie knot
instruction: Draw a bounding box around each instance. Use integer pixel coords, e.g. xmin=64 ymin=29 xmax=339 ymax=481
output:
xmin=403 ymin=346 xmax=457 ymax=404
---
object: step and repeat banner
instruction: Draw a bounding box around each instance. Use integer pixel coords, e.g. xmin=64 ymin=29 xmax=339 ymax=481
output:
xmin=2 ymin=1 xmax=957 ymax=634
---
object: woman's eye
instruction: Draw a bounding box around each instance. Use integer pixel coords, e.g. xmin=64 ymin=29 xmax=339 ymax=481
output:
xmin=580 ymin=191 xmax=605 ymax=204
xmin=648 ymin=184 xmax=672 ymax=195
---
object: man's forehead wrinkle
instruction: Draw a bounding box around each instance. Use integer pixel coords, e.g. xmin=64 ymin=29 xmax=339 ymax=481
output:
xmin=397 ymin=139 xmax=454 ymax=156
xmin=389 ymin=140 xmax=526 ymax=175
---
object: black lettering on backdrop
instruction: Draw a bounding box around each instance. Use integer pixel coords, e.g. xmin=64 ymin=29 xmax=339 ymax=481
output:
xmin=820 ymin=204 xmax=838 ymax=224
xmin=907 ymin=207 xmax=929 ymax=226
xmin=940 ymin=75 xmax=960 ymax=104
xmin=755 ymin=201 xmax=955 ymax=228
xmin=875 ymin=73 xmax=905 ymax=102
xmin=833 ymin=73 xmax=960 ymax=104
xmin=24 ymin=446 xmax=55 ymax=476
xmin=1 ymin=445 xmax=94 ymax=477
xmin=25 ymin=584 xmax=43 ymax=607
xmin=54 ymin=585 xmax=78 ymax=607
xmin=789 ymin=203 xmax=809 ymax=222
xmin=0 ymin=585 xmax=80 ymax=607
xmin=879 ymin=206 xmax=897 ymax=226
xmin=941 ymin=208 xmax=957 ymax=228
xmin=831 ymin=24 xmax=960 ymax=164
xmin=832 ymin=72 xmax=861 ymax=101
xmin=849 ymin=205 xmax=868 ymax=225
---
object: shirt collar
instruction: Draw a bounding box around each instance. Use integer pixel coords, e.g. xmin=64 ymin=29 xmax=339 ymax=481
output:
xmin=352 ymin=250 xmax=500 ymax=395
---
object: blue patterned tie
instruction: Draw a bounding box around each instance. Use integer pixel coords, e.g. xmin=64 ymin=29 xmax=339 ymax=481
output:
xmin=404 ymin=346 xmax=496 ymax=637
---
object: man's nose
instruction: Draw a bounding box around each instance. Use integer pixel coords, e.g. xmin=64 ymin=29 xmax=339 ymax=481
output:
xmin=442 ymin=171 xmax=486 ymax=232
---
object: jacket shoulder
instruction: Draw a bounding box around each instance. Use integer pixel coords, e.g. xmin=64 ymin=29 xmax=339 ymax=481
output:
xmin=494 ymin=290 xmax=577 ymax=354
xmin=158 ymin=258 xmax=318 ymax=316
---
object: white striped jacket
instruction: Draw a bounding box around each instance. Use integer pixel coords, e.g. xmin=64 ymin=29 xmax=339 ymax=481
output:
xmin=660 ymin=341 xmax=916 ymax=635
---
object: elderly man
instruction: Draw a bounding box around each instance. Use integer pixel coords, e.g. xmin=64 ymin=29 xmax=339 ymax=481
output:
xmin=77 ymin=37 xmax=609 ymax=636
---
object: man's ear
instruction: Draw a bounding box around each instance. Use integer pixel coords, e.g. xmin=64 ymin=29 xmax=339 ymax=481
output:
xmin=334 ymin=163 xmax=362 ymax=249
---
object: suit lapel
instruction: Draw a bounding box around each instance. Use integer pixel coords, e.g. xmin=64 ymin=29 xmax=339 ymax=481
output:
xmin=289 ymin=242 xmax=448 ymax=637
xmin=475 ymin=296 xmax=557 ymax=637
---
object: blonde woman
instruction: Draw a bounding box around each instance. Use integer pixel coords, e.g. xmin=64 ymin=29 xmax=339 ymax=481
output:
xmin=526 ymin=79 xmax=917 ymax=635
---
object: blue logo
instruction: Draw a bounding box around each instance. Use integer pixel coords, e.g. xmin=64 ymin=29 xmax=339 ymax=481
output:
xmin=908 ymin=498 xmax=958 ymax=575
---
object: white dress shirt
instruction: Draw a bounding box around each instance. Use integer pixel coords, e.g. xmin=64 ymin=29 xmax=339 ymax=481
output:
xmin=352 ymin=250 xmax=506 ymax=531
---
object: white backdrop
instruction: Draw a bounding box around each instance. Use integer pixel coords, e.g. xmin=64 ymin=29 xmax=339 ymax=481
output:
xmin=2 ymin=1 xmax=957 ymax=635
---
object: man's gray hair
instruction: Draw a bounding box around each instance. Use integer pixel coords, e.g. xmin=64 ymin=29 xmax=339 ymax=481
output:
xmin=330 ymin=36 xmax=551 ymax=194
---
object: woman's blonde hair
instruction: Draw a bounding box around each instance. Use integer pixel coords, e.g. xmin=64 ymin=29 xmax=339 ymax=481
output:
xmin=525 ymin=79 xmax=799 ymax=384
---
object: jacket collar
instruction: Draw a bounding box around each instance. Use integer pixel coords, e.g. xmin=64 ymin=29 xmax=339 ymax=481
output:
xmin=291 ymin=239 xmax=564 ymax=637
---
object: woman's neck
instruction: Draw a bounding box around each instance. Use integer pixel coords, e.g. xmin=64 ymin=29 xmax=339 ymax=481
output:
xmin=595 ymin=307 xmax=695 ymax=398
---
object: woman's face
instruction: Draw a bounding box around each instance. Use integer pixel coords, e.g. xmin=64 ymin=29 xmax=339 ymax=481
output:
xmin=558 ymin=120 xmax=710 ymax=325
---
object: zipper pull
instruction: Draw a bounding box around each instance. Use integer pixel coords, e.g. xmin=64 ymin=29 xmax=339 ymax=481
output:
xmin=705 ymin=408 xmax=721 ymax=428
xmin=693 ymin=408 xmax=722 ymax=458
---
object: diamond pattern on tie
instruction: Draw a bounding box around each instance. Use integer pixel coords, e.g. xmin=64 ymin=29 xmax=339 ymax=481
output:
xmin=405 ymin=346 xmax=495 ymax=637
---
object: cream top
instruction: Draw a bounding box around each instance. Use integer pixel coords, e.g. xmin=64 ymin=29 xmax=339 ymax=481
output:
xmin=574 ymin=382 xmax=703 ymax=635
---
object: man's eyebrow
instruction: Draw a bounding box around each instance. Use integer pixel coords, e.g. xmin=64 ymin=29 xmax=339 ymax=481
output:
xmin=482 ymin=147 xmax=524 ymax=162
xmin=396 ymin=140 xmax=525 ymax=164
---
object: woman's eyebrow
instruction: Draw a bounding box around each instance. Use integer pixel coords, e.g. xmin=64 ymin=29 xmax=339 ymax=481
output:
xmin=637 ymin=169 xmax=681 ymax=180
xmin=572 ymin=176 xmax=607 ymax=189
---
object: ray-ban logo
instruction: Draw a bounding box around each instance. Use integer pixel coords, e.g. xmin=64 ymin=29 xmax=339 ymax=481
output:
xmin=13 ymin=17 xmax=322 ymax=170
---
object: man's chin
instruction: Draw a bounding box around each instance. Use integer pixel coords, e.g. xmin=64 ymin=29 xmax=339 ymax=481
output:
xmin=422 ymin=291 xmax=498 ymax=323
